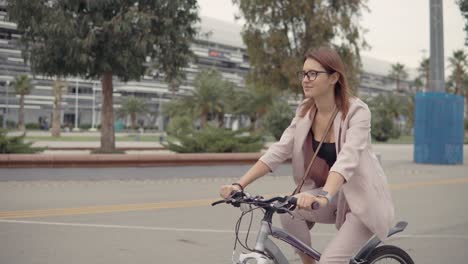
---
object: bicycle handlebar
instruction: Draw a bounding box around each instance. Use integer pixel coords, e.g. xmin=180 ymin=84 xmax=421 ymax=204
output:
xmin=211 ymin=191 xmax=320 ymax=212
xmin=285 ymin=197 xmax=320 ymax=210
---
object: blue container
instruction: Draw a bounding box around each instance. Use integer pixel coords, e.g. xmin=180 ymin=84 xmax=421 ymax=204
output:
xmin=114 ymin=120 xmax=124 ymax=132
xmin=414 ymin=92 xmax=464 ymax=164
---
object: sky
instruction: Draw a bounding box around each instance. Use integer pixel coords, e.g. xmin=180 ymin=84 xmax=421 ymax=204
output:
xmin=197 ymin=0 xmax=467 ymax=70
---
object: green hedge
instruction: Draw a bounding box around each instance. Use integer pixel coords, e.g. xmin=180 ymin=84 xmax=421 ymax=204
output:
xmin=163 ymin=125 xmax=263 ymax=153
xmin=26 ymin=123 xmax=41 ymax=130
xmin=0 ymin=130 xmax=45 ymax=153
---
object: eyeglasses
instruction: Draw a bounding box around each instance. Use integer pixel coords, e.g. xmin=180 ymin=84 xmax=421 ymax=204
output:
xmin=297 ymin=70 xmax=329 ymax=81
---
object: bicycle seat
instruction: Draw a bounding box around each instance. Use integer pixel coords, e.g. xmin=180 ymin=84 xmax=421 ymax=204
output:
xmin=388 ymin=221 xmax=407 ymax=237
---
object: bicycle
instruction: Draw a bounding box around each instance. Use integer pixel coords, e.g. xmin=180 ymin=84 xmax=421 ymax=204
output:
xmin=212 ymin=191 xmax=414 ymax=264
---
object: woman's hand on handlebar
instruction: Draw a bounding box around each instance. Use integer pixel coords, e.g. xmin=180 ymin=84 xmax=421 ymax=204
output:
xmin=293 ymin=192 xmax=328 ymax=210
xmin=219 ymin=184 xmax=242 ymax=199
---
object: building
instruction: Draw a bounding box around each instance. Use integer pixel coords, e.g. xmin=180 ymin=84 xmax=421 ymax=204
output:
xmin=360 ymin=56 xmax=417 ymax=97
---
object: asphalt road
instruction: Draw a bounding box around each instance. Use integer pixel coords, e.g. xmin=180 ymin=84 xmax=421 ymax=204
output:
xmin=0 ymin=145 xmax=467 ymax=264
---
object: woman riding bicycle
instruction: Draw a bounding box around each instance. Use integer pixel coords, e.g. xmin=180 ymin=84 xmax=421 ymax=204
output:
xmin=219 ymin=47 xmax=395 ymax=264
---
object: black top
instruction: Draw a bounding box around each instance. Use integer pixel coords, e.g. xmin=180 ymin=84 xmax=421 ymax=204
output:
xmin=311 ymin=131 xmax=337 ymax=168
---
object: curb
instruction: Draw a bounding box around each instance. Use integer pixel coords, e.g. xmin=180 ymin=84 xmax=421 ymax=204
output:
xmin=44 ymin=147 xmax=166 ymax=151
xmin=0 ymin=153 xmax=267 ymax=168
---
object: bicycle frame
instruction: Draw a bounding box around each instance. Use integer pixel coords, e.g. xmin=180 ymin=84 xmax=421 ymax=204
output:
xmin=240 ymin=207 xmax=321 ymax=264
xmin=243 ymin=210 xmax=408 ymax=264
xmin=247 ymin=219 xmax=319 ymax=264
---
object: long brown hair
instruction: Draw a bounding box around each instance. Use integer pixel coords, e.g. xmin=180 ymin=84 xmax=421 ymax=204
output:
xmin=299 ymin=47 xmax=351 ymax=119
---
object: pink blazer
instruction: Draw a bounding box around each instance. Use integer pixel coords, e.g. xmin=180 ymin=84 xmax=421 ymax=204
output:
xmin=259 ymin=97 xmax=395 ymax=241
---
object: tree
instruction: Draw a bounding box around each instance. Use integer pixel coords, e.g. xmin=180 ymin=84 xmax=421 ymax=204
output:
xmin=163 ymin=69 xmax=236 ymax=129
xmin=232 ymin=0 xmax=368 ymax=95
xmin=263 ymin=98 xmax=294 ymax=140
xmin=10 ymin=75 xmax=33 ymax=132
xmin=163 ymin=97 xmax=196 ymax=121
xmin=366 ymin=94 xmax=406 ymax=141
xmin=399 ymin=92 xmax=415 ymax=133
xmin=417 ymin=58 xmax=429 ymax=91
xmin=117 ymin=96 xmax=148 ymax=130
xmin=367 ymin=93 xmax=415 ymax=141
xmin=459 ymin=0 xmax=468 ymax=45
xmin=388 ymin=63 xmax=408 ymax=93
xmin=227 ymin=84 xmax=273 ymax=131
xmin=51 ymin=80 xmax=67 ymax=137
xmin=462 ymin=72 xmax=468 ymax=117
xmin=448 ymin=50 xmax=468 ymax=95
xmin=190 ymin=69 xmax=233 ymax=128
xmin=7 ymin=0 xmax=199 ymax=152
xmin=412 ymin=77 xmax=424 ymax=93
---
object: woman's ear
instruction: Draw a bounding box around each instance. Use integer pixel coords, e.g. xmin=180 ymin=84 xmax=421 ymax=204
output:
xmin=330 ymin=72 xmax=339 ymax=85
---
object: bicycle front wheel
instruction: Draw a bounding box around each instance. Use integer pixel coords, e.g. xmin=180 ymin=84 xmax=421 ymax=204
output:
xmin=366 ymin=245 xmax=414 ymax=264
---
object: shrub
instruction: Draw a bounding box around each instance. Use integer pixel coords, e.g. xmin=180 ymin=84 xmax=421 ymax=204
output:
xmin=371 ymin=113 xmax=394 ymax=142
xmin=25 ymin=123 xmax=41 ymax=130
xmin=0 ymin=130 xmax=45 ymax=153
xmin=163 ymin=125 xmax=263 ymax=153
xmin=367 ymin=95 xmax=403 ymax=142
xmin=263 ymin=99 xmax=294 ymax=140
xmin=166 ymin=116 xmax=193 ymax=137
xmin=6 ymin=120 xmax=16 ymax=129
xmin=79 ymin=124 xmax=92 ymax=130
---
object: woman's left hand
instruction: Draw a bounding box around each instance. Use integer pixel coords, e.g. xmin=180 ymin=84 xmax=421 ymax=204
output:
xmin=293 ymin=192 xmax=329 ymax=209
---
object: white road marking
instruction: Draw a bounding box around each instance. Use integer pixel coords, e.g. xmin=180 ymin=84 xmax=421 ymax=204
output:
xmin=1 ymin=219 xmax=467 ymax=240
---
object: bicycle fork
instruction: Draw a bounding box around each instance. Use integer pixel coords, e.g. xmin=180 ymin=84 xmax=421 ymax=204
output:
xmin=234 ymin=221 xmax=288 ymax=264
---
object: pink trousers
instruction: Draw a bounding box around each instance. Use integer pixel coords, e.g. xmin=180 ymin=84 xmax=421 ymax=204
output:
xmin=280 ymin=189 xmax=373 ymax=264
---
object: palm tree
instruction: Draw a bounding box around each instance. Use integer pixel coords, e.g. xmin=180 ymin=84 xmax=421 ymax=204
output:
xmin=367 ymin=93 xmax=412 ymax=140
xmin=388 ymin=63 xmax=409 ymax=93
xmin=458 ymin=0 xmax=468 ymax=45
xmin=417 ymin=58 xmax=429 ymax=91
xmin=51 ymin=79 xmax=67 ymax=137
xmin=118 ymin=97 xmax=149 ymax=130
xmin=448 ymin=50 xmax=468 ymax=95
xmin=231 ymin=85 xmax=273 ymax=131
xmin=11 ymin=75 xmax=33 ymax=132
xmin=163 ymin=96 xmax=195 ymax=119
xmin=462 ymin=72 xmax=468 ymax=117
xmin=191 ymin=69 xmax=229 ymax=128
xmin=412 ymin=77 xmax=424 ymax=93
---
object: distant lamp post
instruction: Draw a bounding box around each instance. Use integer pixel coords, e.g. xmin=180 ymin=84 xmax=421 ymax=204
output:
xmin=89 ymin=81 xmax=97 ymax=131
xmin=73 ymin=79 xmax=80 ymax=131
xmin=2 ymin=80 xmax=9 ymax=129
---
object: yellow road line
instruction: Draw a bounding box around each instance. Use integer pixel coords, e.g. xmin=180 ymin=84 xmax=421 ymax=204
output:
xmin=390 ymin=177 xmax=468 ymax=190
xmin=0 ymin=199 xmax=217 ymax=219
xmin=1 ymin=176 xmax=468 ymax=219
